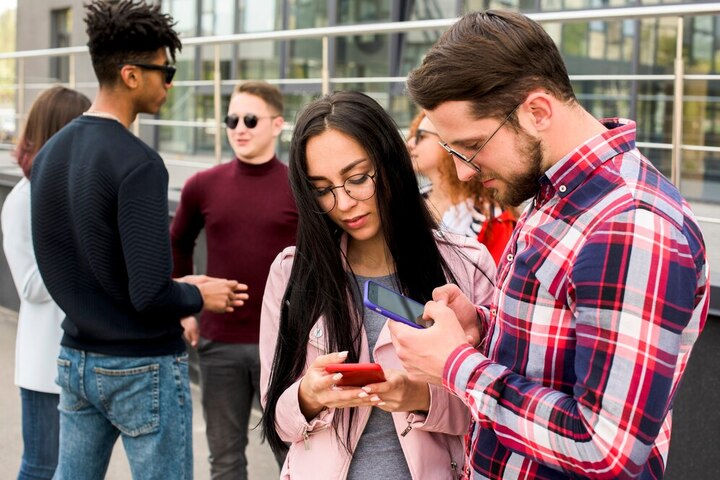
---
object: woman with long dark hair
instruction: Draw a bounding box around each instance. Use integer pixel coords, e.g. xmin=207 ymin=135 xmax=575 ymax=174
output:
xmin=260 ymin=91 xmax=496 ymax=479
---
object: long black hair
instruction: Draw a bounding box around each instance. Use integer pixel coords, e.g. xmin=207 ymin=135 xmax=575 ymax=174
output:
xmin=262 ymin=91 xmax=458 ymax=455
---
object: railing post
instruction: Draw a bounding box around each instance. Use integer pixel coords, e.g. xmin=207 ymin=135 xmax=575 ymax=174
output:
xmin=69 ymin=54 xmax=76 ymax=89
xmin=322 ymin=36 xmax=329 ymax=95
xmin=214 ymin=44 xmax=222 ymax=164
xmin=17 ymin=58 xmax=24 ymax=129
xmin=671 ymin=16 xmax=684 ymax=187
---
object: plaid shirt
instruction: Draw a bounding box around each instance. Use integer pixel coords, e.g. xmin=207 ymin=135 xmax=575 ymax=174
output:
xmin=443 ymin=119 xmax=709 ymax=479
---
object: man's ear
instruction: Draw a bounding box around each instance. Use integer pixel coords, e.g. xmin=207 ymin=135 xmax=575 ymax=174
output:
xmin=521 ymin=90 xmax=553 ymax=133
xmin=118 ymin=65 xmax=139 ymax=89
xmin=271 ymin=115 xmax=285 ymax=137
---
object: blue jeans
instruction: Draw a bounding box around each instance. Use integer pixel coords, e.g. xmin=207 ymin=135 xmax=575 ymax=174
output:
xmin=53 ymin=346 xmax=193 ymax=480
xmin=18 ymin=388 xmax=59 ymax=480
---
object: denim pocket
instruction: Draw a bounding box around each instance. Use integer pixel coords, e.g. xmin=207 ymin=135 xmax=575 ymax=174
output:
xmin=56 ymin=358 xmax=71 ymax=389
xmin=56 ymin=357 xmax=88 ymax=412
xmin=95 ymin=363 xmax=160 ymax=437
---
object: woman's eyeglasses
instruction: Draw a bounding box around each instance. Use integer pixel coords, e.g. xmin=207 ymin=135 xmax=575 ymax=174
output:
xmin=311 ymin=172 xmax=377 ymax=213
xmin=413 ymin=129 xmax=439 ymax=145
xmin=224 ymin=113 xmax=278 ymax=130
xmin=119 ymin=63 xmax=177 ymax=84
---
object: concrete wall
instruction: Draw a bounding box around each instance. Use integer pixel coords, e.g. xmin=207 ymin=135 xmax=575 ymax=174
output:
xmin=0 ymin=174 xmax=718 ymax=478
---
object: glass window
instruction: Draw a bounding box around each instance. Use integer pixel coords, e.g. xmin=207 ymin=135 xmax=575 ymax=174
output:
xmin=414 ymin=0 xmax=456 ymax=18
xmin=162 ymin=0 xmax=197 ymax=37
xmin=689 ymin=15 xmax=718 ymax=72
xmin=201 ymin=0 xmax=235 ymax=36
xmin=402 ymin=0 xmax=455 ymax=77
xmin=50 ymin=8 xmax=71 ymax=83
xmin=335 ymin=0 xmax=392 ymax=78
xmin=242 ymin=0 xmax=277 ymax=32
xmin=284 ymin=0 xmax=328 ymax=79
xmin=464 ymin=0 xmax=526 ymax=11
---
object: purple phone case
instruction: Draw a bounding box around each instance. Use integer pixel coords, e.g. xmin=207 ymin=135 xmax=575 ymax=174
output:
xmin=363 ymin=280 xmax=427 ymax=329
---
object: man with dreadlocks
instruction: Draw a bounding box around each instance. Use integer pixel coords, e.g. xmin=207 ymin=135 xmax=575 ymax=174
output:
xmin=30 ymin=1 xmax=246 ymax=478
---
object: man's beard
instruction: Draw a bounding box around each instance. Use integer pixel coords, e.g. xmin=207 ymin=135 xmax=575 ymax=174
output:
xmin=491 ymin=130 xmax=544 ymax=207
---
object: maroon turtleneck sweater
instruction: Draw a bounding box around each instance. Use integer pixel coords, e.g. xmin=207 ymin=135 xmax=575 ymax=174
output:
xmin=171 ymin=156 xmax=298 ymax=343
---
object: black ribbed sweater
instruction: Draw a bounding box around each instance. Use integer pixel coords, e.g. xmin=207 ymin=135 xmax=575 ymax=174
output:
xmin=31 ymin=116 xmax=203 ymax=356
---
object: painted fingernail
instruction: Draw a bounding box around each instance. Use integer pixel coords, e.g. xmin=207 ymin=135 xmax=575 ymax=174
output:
xmin=377 ymin=401 xmax=386 ymax=406
xmin=333 ymin=373 xmax=343 ymax=381
xmin=370 ymin=395 xmax=380 ymax=402
xmin=358 ymin=391 xmax=368 ymax=398
xmin=362 ymin=386 xmax=372 ymax=393
xmin=338 ymin=351 xmax=348 ymax=358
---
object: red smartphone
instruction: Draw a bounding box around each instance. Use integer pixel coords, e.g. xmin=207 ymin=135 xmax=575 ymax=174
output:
xmin=324 ymin=363 xmax=386 ymax=387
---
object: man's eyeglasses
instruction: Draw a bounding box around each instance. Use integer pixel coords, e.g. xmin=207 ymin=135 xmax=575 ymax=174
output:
xmin=413 ymin=128 xmax=439 ymax=145
xmin=119 ymin=63 xmax=177 ymax=84
xmin=311 ymin=172 xmax=377 ymax=213
xmin=224 ymin=113 xmax=278 ymax=130
xmin=439 ymin=104 xmax=520 ymax=175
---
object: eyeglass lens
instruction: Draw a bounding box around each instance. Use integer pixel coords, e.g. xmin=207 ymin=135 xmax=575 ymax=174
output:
xmin=224 ymin=113 xmax=260 ymax=130
xmin=314 ymin=173 xmax=376 ymax=213
xmin=413 ymin=129 xmax=438 ymax=146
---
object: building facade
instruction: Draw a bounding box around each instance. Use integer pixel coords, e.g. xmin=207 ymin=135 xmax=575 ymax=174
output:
xmin=10 ymin=1 xmax=720 ymax=204
xmin=2 ymin=3 xmax=720 ymax=478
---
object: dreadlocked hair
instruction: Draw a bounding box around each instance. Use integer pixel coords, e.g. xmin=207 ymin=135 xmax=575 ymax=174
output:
xmin=84 ymin=0 xmax=182 ymax=86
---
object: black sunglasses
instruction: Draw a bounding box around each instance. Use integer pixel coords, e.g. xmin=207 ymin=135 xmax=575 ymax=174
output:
xmin=224 ymin=113 xmax=278 ymax=130
xmin=119 ymin=63 xmax=177 ymax=84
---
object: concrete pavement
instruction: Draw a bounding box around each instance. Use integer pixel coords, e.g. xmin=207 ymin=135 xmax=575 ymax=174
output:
xmin=0 ymin=306 xmax=279 ymax=480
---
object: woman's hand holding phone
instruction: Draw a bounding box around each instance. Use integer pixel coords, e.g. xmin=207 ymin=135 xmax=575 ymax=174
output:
xmin=356 ymin=369 xmax=431 ymax=413
xmin=298 ymin=352 xmax=389 ymax=420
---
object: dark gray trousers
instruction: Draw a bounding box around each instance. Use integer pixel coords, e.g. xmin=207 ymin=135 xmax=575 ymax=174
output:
xmin=197 ymin=338 xmax=285 ymax=479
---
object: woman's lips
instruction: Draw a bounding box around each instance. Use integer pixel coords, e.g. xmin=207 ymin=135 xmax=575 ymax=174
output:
xmin=343 ymin=214 xmax=368 ymax=229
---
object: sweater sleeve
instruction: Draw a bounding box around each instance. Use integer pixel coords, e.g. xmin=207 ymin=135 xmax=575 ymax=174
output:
xmin=117 ymin=160 xmax=203 ymax=316
xmin=170 ymin=173 xmax=205 ymax=278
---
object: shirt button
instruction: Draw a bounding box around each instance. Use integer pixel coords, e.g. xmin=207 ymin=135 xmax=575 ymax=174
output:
xmin=506 ymin=253 xmax=514 ymax=262
xmin=559 ymin=185 xmax=567 ymax=193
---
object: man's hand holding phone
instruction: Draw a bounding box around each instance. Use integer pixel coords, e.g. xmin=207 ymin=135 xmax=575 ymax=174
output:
xmin=363 ymin=280 xmax=431 ymax=329
xmin=389 ymin=300 xmax=471 ymax=386
xmin=433 ymin=283 xmax=483 ymax=345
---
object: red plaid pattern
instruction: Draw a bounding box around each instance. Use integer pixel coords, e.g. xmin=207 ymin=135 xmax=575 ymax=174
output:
xmin=443 ymin=120 xmax=709 ymax=479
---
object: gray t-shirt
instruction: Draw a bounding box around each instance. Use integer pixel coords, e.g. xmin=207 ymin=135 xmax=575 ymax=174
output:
xmin=346 ymin=273 xmax=412 ymax=479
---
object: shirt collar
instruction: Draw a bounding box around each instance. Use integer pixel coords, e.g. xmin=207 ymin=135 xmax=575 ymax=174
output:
xmin=536 ymin=118 xmax=637 ymax=205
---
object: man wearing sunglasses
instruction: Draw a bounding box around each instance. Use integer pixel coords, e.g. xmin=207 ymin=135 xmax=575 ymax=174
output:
xmin=389 ymin=10 xmax=708 ymax=480
xmin=171 ymin=80 xmax=297 ymax=479
xmin=29 ymin=1 xmax=246 ymax=479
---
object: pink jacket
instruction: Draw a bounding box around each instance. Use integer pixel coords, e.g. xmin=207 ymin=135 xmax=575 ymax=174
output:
xmin=260 ymin=231 xmax=496 ymax=479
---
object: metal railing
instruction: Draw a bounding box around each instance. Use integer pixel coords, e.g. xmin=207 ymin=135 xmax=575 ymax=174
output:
xmin=1 ymin=3 xmax=720 ymax=198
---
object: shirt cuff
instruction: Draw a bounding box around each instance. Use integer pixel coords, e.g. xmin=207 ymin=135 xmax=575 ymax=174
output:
xmin=442 ymin=344 xmax=490 ymax=396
